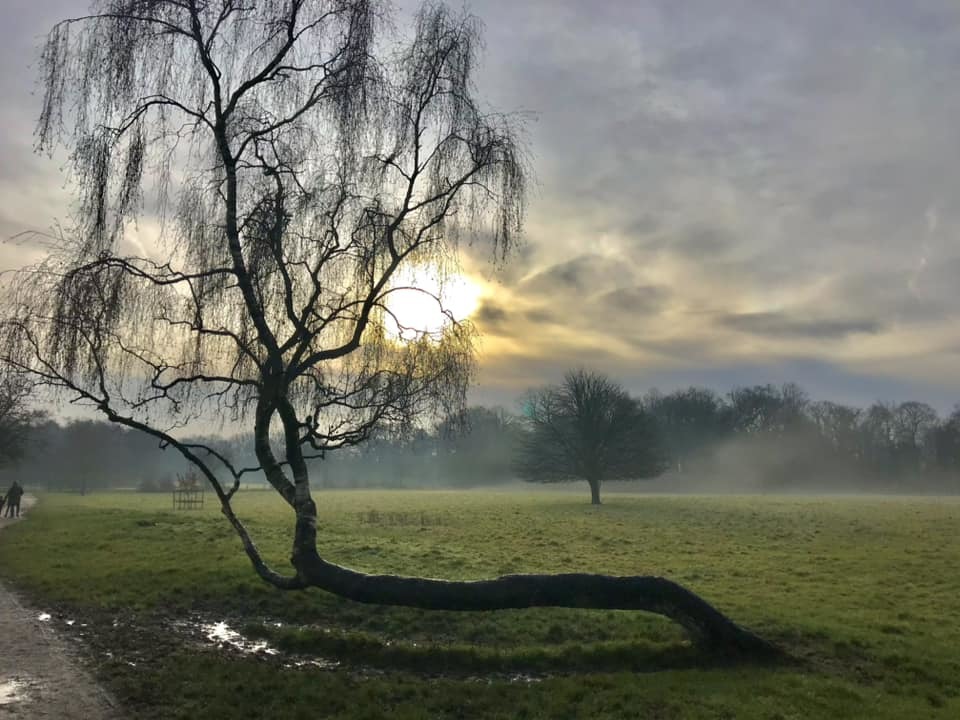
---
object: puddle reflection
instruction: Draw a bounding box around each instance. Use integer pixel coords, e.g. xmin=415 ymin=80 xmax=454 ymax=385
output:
xmin=0 ymin=678 xmax=29 ymax=705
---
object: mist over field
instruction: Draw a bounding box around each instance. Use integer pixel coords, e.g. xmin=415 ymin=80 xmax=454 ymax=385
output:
xmin=6 ymin=381 xmax=958 ymax=496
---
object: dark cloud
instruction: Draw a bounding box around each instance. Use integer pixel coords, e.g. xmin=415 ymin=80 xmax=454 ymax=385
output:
xmin=816 ymin=267 xmax=957 ymax=327
xmin=524 ymin=308 xmax=558 ymax=325
xmin=718 ymin=312 xmax=884 ymax=339
xmin=624 ymin=335 xmax=717 ymax=362
xmin=474 ymin=299 xmax=509 ymax=330
xmin=519 ymin=254 xmax=635 ymax=296
xmin=595 ymin=285 xmax=669 ymax=315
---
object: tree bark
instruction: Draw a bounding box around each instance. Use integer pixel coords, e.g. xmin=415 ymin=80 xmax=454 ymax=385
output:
xmin=589 ymin=478 xmax=601 ymax=505
xmin=289 ymin=519 xmax=778 ymax=657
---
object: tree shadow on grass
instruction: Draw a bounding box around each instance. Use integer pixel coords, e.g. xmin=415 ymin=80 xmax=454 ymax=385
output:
xmin=247 ymin=623 xmax=791 ymax=678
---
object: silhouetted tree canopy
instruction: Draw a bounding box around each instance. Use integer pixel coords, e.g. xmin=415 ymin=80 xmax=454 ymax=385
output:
xmin=727 ymin=383 xmax=810 ymax=437
xmin=644 ymin=387 xmax=729 ymax=472
xmin=930 ymin=406 xmax=960 ymax=475
xmin=0 ymin=376 xmax=44 ymax=468
xmin=515 ymin=369 xmax=666 ymax=504
xmin=435 ymin=406 xmax=518 ymax=486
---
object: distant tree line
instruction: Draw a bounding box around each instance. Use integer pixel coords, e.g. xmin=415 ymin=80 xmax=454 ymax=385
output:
xmin=0 ymin=419 xmax=250 ymax=494
xmin=307 ymin=406 xmax=519 ymax=489
xmin=313 ymin=378 xmax=960 ymax=496
xmin=3 ymin=378 xmax=960 ymax=496
xmin=644 ymin=382 xmax=960 ymax=492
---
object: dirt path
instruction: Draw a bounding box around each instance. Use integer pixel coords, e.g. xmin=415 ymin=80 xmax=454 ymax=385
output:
xmin=0 ymin=496 xmax=119 ymax=719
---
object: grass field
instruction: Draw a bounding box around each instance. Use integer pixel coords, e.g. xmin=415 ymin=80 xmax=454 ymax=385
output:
xmin=1 ymin=489 xmax=958 ymax=719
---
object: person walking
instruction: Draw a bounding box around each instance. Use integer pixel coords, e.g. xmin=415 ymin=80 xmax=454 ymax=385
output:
xmin=3 ymin=481 xmax=21 ymax=518
xmin=12 ymin=481 xmax=23 ymax=517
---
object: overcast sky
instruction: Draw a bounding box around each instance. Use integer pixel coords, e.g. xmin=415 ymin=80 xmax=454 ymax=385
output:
xmin=4 ymin=1 xmax=960 ymax=413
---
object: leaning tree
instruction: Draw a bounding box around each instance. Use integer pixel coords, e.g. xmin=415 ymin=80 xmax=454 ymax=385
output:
xmin=515 ymin=369 xmax=666 ymax=505
xmin=0 ymin=0 xmax=774 ymax=654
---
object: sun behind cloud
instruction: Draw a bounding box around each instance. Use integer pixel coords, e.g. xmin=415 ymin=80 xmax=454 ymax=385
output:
xmin=384 ymin=266 xmax=483 ymax=340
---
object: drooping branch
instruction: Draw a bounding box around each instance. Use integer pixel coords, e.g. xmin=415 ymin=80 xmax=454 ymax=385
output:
xmin=0 ymin=315 xmax=300 ymax=589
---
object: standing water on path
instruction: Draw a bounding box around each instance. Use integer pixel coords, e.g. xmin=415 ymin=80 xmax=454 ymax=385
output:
xmin=1 ymin=498 xmax=118 ymax=718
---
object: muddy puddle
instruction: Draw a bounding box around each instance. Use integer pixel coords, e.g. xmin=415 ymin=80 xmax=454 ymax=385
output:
xmin=40 ymin=608 xmax=543 ymax=684
xmin=184 ymin=619 xmax=342 ymax=671
xmin=177 ymin=618 xmax=542 ymax=682
xmin=201 ymin=621 xmax=280 ymax=657
xmin=0 ymin=678 xmax=30 ymax=706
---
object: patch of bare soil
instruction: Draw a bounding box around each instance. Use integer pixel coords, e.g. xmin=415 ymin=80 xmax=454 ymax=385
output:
xmin=0 ymin=497 xmax=120 ymax=719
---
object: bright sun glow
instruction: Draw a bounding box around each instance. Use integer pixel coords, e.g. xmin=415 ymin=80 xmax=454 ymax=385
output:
xmin=385 ymin=266 xmax=483 ymax=340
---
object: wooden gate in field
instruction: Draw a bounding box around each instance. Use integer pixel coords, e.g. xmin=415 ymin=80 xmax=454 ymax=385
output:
xmin=172 ymin=472 xmax=204 ymax=510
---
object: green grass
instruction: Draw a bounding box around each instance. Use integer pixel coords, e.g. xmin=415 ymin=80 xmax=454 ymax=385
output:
xmin=1 ymin=489 xmax=959 ymax=718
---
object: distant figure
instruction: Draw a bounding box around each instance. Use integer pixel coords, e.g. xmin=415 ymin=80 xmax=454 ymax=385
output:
xmin=12 ymin=482 xmax=23 ymax=517
xmin=0 ymin=493 xmax=5 ymax=517
xmin=3 ymin=481 xmax=22 ymax=518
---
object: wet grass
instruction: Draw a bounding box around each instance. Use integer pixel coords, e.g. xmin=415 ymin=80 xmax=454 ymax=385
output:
xmin=248 ymin=622 xmax=714 ymax=676
xmin=1 ymin=489 xmax=959 ymax=718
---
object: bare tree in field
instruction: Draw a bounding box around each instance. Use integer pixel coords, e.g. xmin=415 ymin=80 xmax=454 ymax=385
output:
xmin=516 ymin=369 xmax=665 ymax=505
xmin=0 ymin=0 xmax=774 ymax=655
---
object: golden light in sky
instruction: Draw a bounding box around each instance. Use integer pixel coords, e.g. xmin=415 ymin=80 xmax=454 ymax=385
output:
xmin=384 ymin=266 xmax=483 ymax=340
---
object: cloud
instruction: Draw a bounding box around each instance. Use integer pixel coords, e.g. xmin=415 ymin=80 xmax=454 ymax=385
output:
xmin=473 ymin=299 xmax=509 ymax=331
xmin=8 ymin=0 xmax=960 ymax=414
xmin=595 ymin=286 xmax=670 ymax=316
xmin=519 ymin=254 xmax=636 ymax=296
xmin=718 ymin=312 xmax=884 ymax=340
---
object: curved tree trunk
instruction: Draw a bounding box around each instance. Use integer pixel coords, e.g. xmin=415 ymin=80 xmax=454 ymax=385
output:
xmin=588 ymin=478 xmax=601 ymax=505
xmin=289 ymin=508 xmax=779 ymax=657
